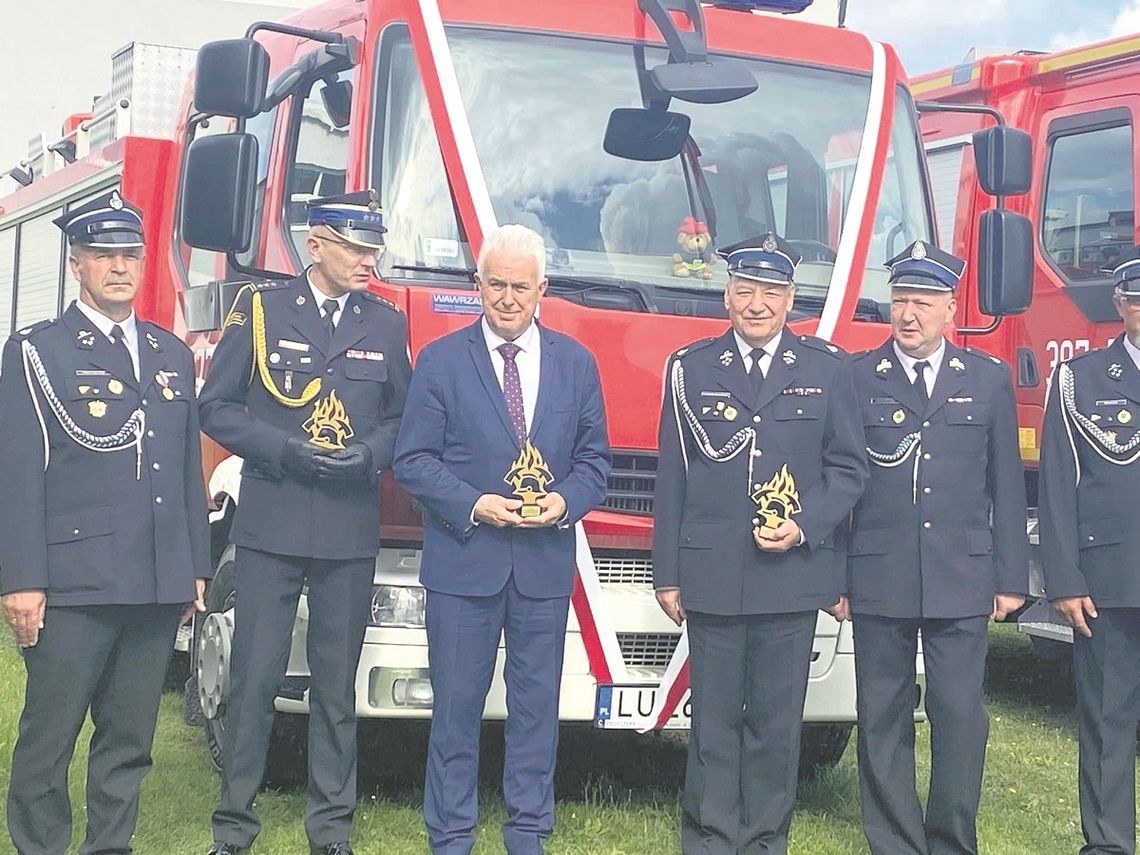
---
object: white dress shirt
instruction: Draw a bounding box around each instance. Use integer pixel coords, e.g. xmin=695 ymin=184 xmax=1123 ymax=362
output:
xmin=893 ymin=337 xmax=946 ymax=397
xmin=74 ymin=299 xmax=140 ymax=380
xmin=1123 ymin=334 xmax=1140 ymax=372
xmin=482 ymin=316 xmax=541 ymax=432
xmin=307 ymin=275 xmax=348 ymax=327
xmin=734 ymin=328 xmax=783 ymax=378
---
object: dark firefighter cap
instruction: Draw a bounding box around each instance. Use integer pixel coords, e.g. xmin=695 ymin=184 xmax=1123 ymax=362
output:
xmin=886 ymin=240 xmax=966 ymax=292
xmin=1110 ymin=247 xmax=1140 ymax=296
xmin=53 ymin=190 xmax=145 ymax=248
xmin=307 ymin=189 xmax=386 ymax=251
xmin=716 ymin=232 xmax=800 ymax=286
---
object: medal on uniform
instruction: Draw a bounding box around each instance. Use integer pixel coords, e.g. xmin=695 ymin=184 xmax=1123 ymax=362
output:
xmin=88 ymin=400 xmax=107 ymax=418
xmin=155 ymin=370 xmax=175 ymax=400
xmin=107 ymin=378 xmax=123 ymax=395
xmin=504 ymin=440 xmax=555 ymax=518
xmin=1119 ymin=409 xmax=1133 ymax=425
xmin=892 ymin=408 xmax=906 ymax=424
xmin=303 ymin=390 xmax=355 ymax=450
xmin=751 ymin=463 xmax=802 ymax=538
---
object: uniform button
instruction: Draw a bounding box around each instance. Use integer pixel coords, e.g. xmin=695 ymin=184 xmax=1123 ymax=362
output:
xmin=923 ymin=521 xmax=932 ymax=529
xmin=72 ymin=528 xmax=80 ymax=536
xmin=922 ymin=421 xmax=930 ymax=428
xmin=326 ymin=368 xmax=334 ymax=376
xmin=795 ymin=408 xmax=803 ymax=415
xmin=1087 ymin=535 xmax=1095 ymax=542
xmin=752 ymin=449 xmax=762 ymax=457
xmin=922 ymin=452 xmax=931 ymax=460
xmin=155 ymin=496 xmax=163 ymax=505
xmin=147 ymin=430 xmax=155 ymax=438
xmin=142 ymin=398 xmax=148 ymax=406
xmin=966 ymin=415 xmax=974 ymax=421
xmin=752 ymin=483 xmax=761 ymax=491
xmin=923 ymin=486 xmax=931 ymax=495
xmin=152 ymin=462 xmax=161 ymax=471
xmin=752 ymin=415 xmax=761 ymax=424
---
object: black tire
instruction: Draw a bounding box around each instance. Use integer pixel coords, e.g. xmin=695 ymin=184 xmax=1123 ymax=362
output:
xmin=798 ymin=723 xmax=852 ymax=781
xmin=195 ymin=547 xmax=236 ymax=771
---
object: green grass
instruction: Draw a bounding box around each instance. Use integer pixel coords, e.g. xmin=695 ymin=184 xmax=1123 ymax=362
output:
xmin=0 ymin=625 xmax=1128 ymax=854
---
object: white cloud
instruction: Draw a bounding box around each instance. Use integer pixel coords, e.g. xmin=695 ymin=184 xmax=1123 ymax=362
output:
xmin=1050 ymin=0 xmax=1140 ymax=50
xmin=848 ymin=0 xmax=1013 ymax=38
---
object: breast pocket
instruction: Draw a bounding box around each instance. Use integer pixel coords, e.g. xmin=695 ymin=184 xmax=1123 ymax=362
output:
xmin=943 ymin=403 xmax=990 ymax=452
xmin=771 ymin=395 xmax=826 ymax=452
xmin=344 ymin=360 xmax=388 ymax=383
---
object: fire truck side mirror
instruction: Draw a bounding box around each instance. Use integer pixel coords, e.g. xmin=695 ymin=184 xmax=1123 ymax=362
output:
xmin=603 ymin=108 xmax=692 ymax=162
xmin=972 ymin=127 xmax=1031 ymax=198
xmin=977 ymin=209 xmax=1033 ymax=317
xmin=194 ymin=39 xmax=270 ymax=118
xmin=181 ymin=134 xmax=259 ymax=253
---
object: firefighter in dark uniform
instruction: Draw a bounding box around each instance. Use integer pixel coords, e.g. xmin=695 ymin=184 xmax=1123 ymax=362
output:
xmin=652 ymin=233 xmax=868 ymax=855
xmin=847 ymin=241 xmax=1028 ymax=855
xmin=200 ymin=191 xmax=411 ymax=855
xmin=1039 ymin=250 xmax=1140 ymax=855
xmin=0 ymin=190 xmax=211 ymax=855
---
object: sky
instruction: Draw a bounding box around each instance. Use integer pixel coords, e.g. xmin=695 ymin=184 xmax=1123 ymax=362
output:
xmin=2 ymin=0 xmax=1140 ymax=189
xmin=847 ymin=0 xmax=1140 ymax=75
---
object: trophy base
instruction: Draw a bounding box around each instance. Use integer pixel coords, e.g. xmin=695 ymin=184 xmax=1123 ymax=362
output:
xmin=519 ymin=504 xmax=542 ymax=519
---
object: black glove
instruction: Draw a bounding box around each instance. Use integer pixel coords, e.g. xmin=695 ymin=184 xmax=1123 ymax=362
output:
xmin=282 ymin=436 xmax=324 ymax=480
xmin=312 ymin=443 xmax=374 ymax=481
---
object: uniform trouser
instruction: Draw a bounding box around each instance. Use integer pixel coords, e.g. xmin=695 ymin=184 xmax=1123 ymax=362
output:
xmin=682 ymin=610 xmax=817 ymax=855
xmin=852 ymin=614 xmax=989 ymax=855
xmin=423 ymin=576 xmax=570 ymax=855
xmin=211 ymin=547 xmax=373 ymax=848
xmin=1074 ymin=607 xmax=1140 ymax=855
xmin=7 ymin=603 xmax=182 ymax=855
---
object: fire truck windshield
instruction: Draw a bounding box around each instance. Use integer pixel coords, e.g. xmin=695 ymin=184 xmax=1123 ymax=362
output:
xmin=375 ymin=27 xmax=931 ymax=317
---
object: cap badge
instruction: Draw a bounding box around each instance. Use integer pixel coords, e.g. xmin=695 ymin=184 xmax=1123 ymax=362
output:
xmin=911 ymin=241 xmax=927 ymax=261
xmin=762 ymin=234 xmax=778 ymax=253
xmin=109 ymin=191 xmax=124 ymax=210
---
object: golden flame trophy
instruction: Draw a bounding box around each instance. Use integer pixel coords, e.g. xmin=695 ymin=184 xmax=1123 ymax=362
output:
xmin=303 ymin=390 xmax=355 ymax=450
xmin=751 ymin=463 xmax=802 ymax=537
xmin=505 ymin=440 xmax=555 ymax=518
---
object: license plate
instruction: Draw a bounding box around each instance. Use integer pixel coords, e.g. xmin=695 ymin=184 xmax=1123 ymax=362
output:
xmin=594 ymin=684 xmax=692 ymax=730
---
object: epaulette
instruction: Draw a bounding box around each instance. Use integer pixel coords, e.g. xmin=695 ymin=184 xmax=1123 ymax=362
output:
xmin=11 ymin=318 xmax=55 ymax=340
xmin=963 ymin=346 xmax=1006 ymax=368
xmin=797 ymin=334 xmax=845 ymax=358
xmin=360 ymin=291 xmax=401 ymax=312
xmin=672 ymin=336 xmax=717 ymax=360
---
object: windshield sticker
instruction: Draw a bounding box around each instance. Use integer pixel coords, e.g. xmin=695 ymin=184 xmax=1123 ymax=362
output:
xmin=432 ymin=293 xmax=483 ymax=315
xmin=423 ymin=238 xmax=460 ymax=258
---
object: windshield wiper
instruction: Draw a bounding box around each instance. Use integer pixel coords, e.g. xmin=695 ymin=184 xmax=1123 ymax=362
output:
xmin=546 ymin=275 xmax=652 ymax=312
xmin=388 ymin=263 xmax=476 ymax=279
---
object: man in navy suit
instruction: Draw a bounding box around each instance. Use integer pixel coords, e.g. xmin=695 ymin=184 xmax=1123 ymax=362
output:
xmin=393 ymin=224 xmax=611 ymax=855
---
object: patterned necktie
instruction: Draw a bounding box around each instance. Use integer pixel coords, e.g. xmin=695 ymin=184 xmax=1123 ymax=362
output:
xmin=498 ymin=342 xmax=527 ymax=445
xmin=749 ymin=347 xmax=766 ymax=398
xmin=913 ymin=360 xmax=930 ymax=406
xmin=110 ymin=324 xmax=135 ymax=380
xmin=321 ymin=299 xmax=339 ymax=343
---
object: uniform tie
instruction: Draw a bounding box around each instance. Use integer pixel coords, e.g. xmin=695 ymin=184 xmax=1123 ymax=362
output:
xmin=749 ymin=347 xmax=766 ymax=398
xmin=498 ymin=342 xmax=527 ymax=445
xmin=109 ymin=323 xmax=135 ymax=380
xmin=913 ymin=360 xmax=930 ymax=406
xmin=321 ymin=299 xmax=340 ymax=343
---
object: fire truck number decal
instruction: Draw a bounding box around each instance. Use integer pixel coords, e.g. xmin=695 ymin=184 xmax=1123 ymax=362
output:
xmin=1045 ymin=339 xmax=1090 ymax=372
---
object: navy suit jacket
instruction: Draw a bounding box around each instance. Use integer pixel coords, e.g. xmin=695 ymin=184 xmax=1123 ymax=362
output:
xmin=393 ymin=320 xmax=611 ymax=599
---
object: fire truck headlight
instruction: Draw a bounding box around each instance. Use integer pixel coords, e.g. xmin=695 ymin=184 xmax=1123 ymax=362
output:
xmin=369 ymin=585 xmax=426 ymax=628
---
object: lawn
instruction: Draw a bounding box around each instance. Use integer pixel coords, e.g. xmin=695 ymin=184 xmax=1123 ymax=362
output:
xmin=0 ymin=625 xmax=1125 ymax=854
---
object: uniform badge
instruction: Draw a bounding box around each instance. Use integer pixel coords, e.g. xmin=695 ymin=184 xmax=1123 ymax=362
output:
xmin=155 ymin=370 xmax=176 ymax=400
xmin=145 ymin=332 xmax=160 ymax=351
xmin=1109 ymin=363 xmax=1123 ymax=380
xmin=949 ymin=357 xmax=966 ymax=373
xmin=276 ymin=339 xmax=309 ymax=352
xmin=107 ymin=379 xmax=123 ymax=395
xmin=303 ymin=391 xmax=354 ymax=450
xmin=78 ymin=384 xmax=91 ymax=395
xmin=77 ymin=330 xmax=95 ymax=349
xmin=269 ymin=352 xmax=281 ymax=364
xmin=346 ymin=349 xmax=385 ymax=361
xmin=782 ymin=349 xmax=797 ymax=365
xmin=750 ymin=464 xmax=802 ymax=538
xmin=1106 ymin=430 xmax=1118 ymax=444
xmin=762 ymin=234 xmax=778 ymax=253
xmin=892 ymin=409 xmax=906 ymax=424
xmin=1119 ymin=410 xmax=1133 ymax=425
xmin=724 ymin=406 xmax=738 ymax=421
xmin=353 ymin=305 xmax=362 ymax=315
xmin=875 ymin=358 xmax=891 ymax=374
xmin=296 ymin=294 xmax=306 ymax=306
xmin=88 ymin=400 xmax=107 ymax=418
xmin=224 ymin=310 xmax=247 ymax=328
xmin=911 ymin=241 xmax=927 ymax=260
xmin=719 ymin=349 xmax=734 ymax=366
xmin=109 ymin=190 xmax=124 ymax=210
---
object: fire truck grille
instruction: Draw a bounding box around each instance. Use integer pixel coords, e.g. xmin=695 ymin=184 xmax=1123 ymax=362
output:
xmin=593 ymin=556 xmax=654 ymax=588
xmin=602 ymin=451 xmax=657 ymax=516
xmin=617 ymin=632 xmax=681 ymax=668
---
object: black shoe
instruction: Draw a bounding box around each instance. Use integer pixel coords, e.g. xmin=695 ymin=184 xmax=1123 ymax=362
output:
xmin=207 ymin=844 xmax=248 ymax=855
xmin=311 ymin=844 xmax=353 ymax=855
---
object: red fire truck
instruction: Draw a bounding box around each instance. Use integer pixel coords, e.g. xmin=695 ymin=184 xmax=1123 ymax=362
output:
xmin=0 ymin=0 xmax=1031 ymax=777
xmin=915 ymin=36 xmax=1140 ymax=646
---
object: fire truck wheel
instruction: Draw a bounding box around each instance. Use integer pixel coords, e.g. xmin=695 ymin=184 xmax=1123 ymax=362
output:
xmin=798 ymin=723 xmax=853 ymax=781
xmin=195 ymin=547 xmax=237 ymax=771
